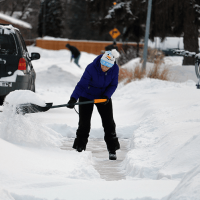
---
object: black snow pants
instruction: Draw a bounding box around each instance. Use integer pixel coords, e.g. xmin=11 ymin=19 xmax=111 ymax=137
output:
xmin=72 ymin=96 xmax=120 ymax=153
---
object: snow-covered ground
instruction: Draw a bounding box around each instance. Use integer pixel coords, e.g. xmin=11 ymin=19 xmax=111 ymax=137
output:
xmin=0 ymin=46 xmax=200 ymax=200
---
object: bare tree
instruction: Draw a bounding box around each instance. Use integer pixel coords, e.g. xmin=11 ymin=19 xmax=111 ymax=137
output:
xmin=0 ymin=0 xmax=36 ymax=19
xmin=18 ymin=0 xmax=33 ymax=19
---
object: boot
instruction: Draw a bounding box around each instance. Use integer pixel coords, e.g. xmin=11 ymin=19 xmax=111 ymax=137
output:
xmin=72 ymin=137 xmax=88 ymax=152
xmin=109 ymin=151 xmax=117 ymax=160
xmin=77 ymin=147 xmax=84 ymax=152
xmin=104 ymin=136 xmax=120 ymax=152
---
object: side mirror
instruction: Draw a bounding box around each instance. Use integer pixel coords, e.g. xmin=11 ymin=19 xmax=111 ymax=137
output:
xmin=31 ymin=52 xmax=40 ymax=60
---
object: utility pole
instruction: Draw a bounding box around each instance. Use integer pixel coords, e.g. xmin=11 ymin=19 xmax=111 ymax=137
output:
xmin=142 ymin=0 xmax=152 ymax=71
xmin=42 ymin=0 xmax=46 ymax=38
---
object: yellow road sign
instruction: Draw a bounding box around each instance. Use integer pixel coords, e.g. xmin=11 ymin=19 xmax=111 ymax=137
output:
xmin=109 ymin=28 xmax=120 ymax=39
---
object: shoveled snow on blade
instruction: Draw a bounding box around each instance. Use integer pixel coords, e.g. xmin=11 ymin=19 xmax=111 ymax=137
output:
xmin=3 ymin=90 xmax=46 ymax=114
xmin=4 ymin=90 xmax=46 ymax=106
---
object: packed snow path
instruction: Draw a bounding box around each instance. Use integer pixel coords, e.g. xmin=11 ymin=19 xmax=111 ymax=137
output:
xmin=61 ymin=139 xmax=129 ymax=181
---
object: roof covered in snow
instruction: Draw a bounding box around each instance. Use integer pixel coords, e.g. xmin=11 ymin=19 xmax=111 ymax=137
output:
xmin=0 ymin=12 xmax=32 ymax=29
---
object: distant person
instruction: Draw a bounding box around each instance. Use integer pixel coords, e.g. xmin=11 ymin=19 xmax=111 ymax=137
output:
xmin=66 ymin=43 xmax=81 ymax=68
xmin=105 ymin=41 xmax=119 ymax=51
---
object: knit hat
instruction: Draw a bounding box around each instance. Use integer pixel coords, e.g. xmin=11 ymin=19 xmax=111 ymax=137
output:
xmin=100 ymin=49 xmax=120 ymax=68
xmin=66 ymin=43 xmax=70 ymax=48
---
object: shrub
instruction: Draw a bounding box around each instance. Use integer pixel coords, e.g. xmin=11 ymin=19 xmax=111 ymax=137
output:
xmin=132 ymin=65 xmax=146 ymax=80
xmin=118 ymin=64 xmax=146 ymax=84
xmin=118 ymin=48 xmax=170 ymax=83
xmin=146 ymin=51 xmax=170 ymax=80
xmin=118 ymin=68 xmax=133 ymax=83
xmin=147 ymin=65 xmax=170 ymax=81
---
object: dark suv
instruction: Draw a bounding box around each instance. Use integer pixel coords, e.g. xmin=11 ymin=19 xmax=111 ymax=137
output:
xmin=0 ymin=24 xmax=40 ymax=105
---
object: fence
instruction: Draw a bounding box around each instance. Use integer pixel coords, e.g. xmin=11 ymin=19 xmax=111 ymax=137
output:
xmin=36 ymin=39 xmax=144 ymax=55
xmin=25 ymin=39 xmax=35 ymax=46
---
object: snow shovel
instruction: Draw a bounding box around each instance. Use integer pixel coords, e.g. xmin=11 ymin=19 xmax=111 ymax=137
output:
xmin=16 ymin=99 xmax=107 ymax=114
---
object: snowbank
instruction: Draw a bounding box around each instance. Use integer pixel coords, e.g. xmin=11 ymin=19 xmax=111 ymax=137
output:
xmin=166 ymin=164 xmax=200 ymax=200
xmin=121 ymin=56 xmax=198 ymax=83
xmin=0 ymin=137 xmax=100 ymax=199
xmin=0 ymin=112 xmax=62 ymax=147
xmin=118 ymin=79 xmax=200 ymax=182
xmin=0 ymin=189 xmax=14 ymax=200
xmin=0 ymin=90 xmax=62 ymax=147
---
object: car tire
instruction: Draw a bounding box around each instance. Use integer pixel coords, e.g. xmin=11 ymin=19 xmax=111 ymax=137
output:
xmin=0 ymin=96 xmax=5 ymax=106
xmin=31 ymin=83 xmax=35 ymax=92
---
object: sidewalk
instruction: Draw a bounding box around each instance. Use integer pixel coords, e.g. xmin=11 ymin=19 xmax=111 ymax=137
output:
xmin=61 ymin=138 xmax=129 ymax=181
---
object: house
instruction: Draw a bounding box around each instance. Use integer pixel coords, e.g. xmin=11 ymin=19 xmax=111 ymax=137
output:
xmin=0 ymin=12 xmax=32 ymax=41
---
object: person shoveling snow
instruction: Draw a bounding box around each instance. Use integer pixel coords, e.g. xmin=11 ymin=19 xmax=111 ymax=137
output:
xmin=66 ymin=49 xmax=120 ymax=160
xmin=2 ymin=49 xmax=121 ymax=160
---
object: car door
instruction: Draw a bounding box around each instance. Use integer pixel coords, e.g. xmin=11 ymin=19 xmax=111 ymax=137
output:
xmin=15 ymin=30 xmax=36 ymax=90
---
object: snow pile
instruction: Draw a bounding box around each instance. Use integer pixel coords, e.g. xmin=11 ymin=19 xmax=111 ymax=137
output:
xmin=118 ymin=79 xmax=200 ymax=182
xmin=68 ymin=151 xmax=100 ymax=180
xmin=0 ymin=189 xmax=14 ymax=200
xmin=166 ymin=165 xmax=200 ymax=200
xmin=121 ymin=56 xmax=198 ymax=83
xmin=0 ymin=138 xmax=100 ymax=199
xmin=4 ymin=90 xmax=46 ymax=106
xmin=0 ymin=90 xmax=62 ymax=147
xmin=40 ymin=36 xmax=69 ymax=41
xmin=0 ymin=108 xmax=62 ymax=147
xmin=108 ymin=198 xmax=158 ymax=200
xmin=36 ymin=64 xmax=80 ymax=90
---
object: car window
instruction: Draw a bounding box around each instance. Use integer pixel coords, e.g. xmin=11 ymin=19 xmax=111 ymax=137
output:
xmin=18 ymin=32 xmax=28 ymax=51
xmin=15 ymin=30 xmax=27 ymax=52
xmin=0 ymin=30 xmax=17 ymax=55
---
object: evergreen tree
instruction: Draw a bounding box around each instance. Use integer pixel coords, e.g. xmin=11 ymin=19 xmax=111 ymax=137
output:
xmin=38 ymin=0 xmax=64 ymax=38
xmin=64 ymin=0 xmax=110 ymax=40
xmin=85 ymin=0 xmax=146 ymax=55
xmin=150 ymin=0 xmax=200 ymax=65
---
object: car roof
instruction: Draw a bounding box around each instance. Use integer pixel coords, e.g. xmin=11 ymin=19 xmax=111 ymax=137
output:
xmin=0 ymin=24 xmax=19 ymax=34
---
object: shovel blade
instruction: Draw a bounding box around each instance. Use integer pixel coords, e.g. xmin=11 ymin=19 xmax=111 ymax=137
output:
xmin=17 ymin=103 xmax=53 ymax=114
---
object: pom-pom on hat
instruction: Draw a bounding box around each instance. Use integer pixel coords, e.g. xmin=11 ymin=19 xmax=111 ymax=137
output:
xmin=100 ymin=49 xmax=120 ymax=68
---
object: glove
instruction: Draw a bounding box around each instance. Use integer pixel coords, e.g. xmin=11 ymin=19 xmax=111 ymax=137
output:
xmin=66 ymin=97 xmax=77 ymax=109
xmin=101 ymin=96 xmax=109 ymax=105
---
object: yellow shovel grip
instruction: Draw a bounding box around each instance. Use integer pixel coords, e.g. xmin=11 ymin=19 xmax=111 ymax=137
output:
xmin=94 ymin=99 xmax=107 ymax=103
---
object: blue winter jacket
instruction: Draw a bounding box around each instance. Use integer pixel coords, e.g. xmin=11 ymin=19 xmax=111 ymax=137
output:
xmin=71 ymin=55 xmax=119 ymax=100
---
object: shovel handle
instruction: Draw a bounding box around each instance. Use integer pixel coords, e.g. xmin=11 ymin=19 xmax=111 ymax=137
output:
xmin=51 ymin=99 xmax=107 ymax=108
xmin=94 ymin=99 xmax=107 ymax=103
